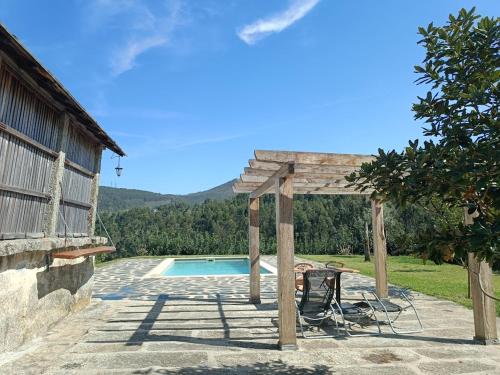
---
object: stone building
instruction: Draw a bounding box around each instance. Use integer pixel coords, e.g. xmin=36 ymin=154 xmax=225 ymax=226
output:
xmin=0 ymin=24 xmax=124 ymax=352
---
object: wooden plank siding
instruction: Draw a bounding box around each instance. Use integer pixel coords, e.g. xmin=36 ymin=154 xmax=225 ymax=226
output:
xmin=0 ymin=65 xmax=62 ymax=150
xmin=0 ymin=191 xmax=47 ymax=238
xmin=0 ymin=59 xmax=100 ymax=240
xmin=64 ymin=120 xmax=99 ymax=173
xmin=0 ymin=131 xmax=55 ymax=194
xmin=60 ymin=165 xmax=93 ymax=205
xmin=56 ymin=203 xmax=89 ymax=237
xmin=0 ymin=65 xmax=59 ymax=238
xmin=56 ymin=165 xmax=93 ymax=236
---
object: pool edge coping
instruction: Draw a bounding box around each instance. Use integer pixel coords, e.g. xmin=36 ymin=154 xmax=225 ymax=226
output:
xmin=141 ymin=256 xmax=277 ymax=279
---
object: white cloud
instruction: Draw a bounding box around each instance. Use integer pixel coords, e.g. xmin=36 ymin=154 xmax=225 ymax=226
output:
xmin=111 ymin=35 xmax=168 ymax=76
xmin=237 ymin=0 xmax=320 ymax=45
xmin=112 ymin=1 xmax=184 ymax=76
xmin=84 ymin=0 xmax=184 ymax=76
xmin=83 ymin=0 xmax=154 ymax=32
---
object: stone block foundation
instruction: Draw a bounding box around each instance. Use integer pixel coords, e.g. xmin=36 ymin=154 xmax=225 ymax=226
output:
xmin=0 ymin=251 xmax=94 ymax=352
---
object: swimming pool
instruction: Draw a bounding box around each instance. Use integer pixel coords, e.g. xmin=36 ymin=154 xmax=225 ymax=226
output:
xmin=152 ymin=258 xmax=274 ymax=277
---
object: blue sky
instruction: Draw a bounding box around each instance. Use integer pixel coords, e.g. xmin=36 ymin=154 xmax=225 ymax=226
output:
xmin=1 ymin=1 xmax=498 ymax=194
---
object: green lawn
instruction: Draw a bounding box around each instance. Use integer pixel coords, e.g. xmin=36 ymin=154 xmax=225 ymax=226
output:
xmin=300 ymin=255 xmax=500 ymax=316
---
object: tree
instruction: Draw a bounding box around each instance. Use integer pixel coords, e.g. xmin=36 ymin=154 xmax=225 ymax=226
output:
xmin=347 ymin=8 xmax=499 ymax=264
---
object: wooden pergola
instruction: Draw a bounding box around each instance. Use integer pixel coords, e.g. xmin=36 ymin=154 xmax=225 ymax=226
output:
xmin=234 ymin=150 xmax=498 ymax=348
xmin=233 ymin=150 xmax=389 ymax=350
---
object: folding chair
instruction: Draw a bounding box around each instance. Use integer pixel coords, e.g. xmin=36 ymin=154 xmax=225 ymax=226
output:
xmin=354 ymin=291 xmax=424 ymax=334
xmin=330 ymin=297 xmax=382 ymax=336
xmin=296 ymin=269 xmax=342 ymax=338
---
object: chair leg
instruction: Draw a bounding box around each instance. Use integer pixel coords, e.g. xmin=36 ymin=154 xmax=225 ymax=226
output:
xmin=397 ymin=292 xmax=424 ymax=334
xmin=296 ymin=306 xmax=344 ymax=339
xmin=295 ymin=302 xmax=307 ymax=338
xmin=332 ymin=296 xmax=381 ymax=337
xmin=329 ymin=306 xmax=341 ymax=336
xmin=360 ymin=293 xmax=382 ymax=335
xmin=331 ymin=299 xmax=356 ymax=337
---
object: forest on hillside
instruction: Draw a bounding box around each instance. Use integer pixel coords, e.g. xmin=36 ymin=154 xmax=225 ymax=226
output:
xmin=98 ymin=181 xmax=236 ymax=211
xmin=95 ymin=194 xmax=445 ymax=262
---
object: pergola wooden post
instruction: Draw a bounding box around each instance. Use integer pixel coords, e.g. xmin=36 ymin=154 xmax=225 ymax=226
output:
xmin=371 ymin=199 xmax=388 ymax=298
xmin=465 ymin=209 xmax=498 ymax=344
xmin=275 ymin=175 xmax=297 ymax=350
xmin=249 ymin=197 xmax=261 ymax=304
xmin=234 ymin=150 xmax=377 ymax=350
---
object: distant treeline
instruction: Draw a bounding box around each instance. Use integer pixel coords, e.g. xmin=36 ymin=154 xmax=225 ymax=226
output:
xmin=96 ymin=194 xmax=436 ymax=262
xmin=97 ymin=181 xmax=236 ymax=211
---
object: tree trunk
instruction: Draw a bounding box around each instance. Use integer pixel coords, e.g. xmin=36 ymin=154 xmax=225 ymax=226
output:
xmin=364 ymin=221 xmax=371 ymax=262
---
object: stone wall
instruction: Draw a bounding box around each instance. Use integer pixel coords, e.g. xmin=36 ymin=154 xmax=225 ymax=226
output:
xmin=0 ymin=250 xmax=95 ymax=353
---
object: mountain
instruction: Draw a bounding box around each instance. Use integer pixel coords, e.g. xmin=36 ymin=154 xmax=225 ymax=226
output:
xmin=179 ymin=179 xmax=237 ymax=204
xmin=97 ymin=180 xmax=237 ymax=211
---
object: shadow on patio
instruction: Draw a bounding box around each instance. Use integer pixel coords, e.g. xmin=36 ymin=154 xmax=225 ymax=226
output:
xmin=87 ymin=293 xmax=280 ymax=351
xmin=131 ymin=360 xmax=332 ymax=374
xmin=87 ymin=291 xmax=480 ymax=355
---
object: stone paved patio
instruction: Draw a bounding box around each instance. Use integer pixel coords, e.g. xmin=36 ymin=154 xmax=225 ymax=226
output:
xmin=1 ymin=256 xmax=499 ymax=374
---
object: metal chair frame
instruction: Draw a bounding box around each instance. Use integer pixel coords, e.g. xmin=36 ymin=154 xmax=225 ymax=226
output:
xmin=296 ymin=269 xmax=342 ymax=339
xmin=296 ymin=301 xmax=342 ymax=339
xmin=330 ymin=297 xmax=382 ymax=337
xmin=359 ymin=291 xmax=424 ymax=334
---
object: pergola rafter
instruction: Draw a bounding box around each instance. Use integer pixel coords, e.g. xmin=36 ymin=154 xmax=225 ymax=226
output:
xmin=233 ymin=150 xmax=388 ymax=350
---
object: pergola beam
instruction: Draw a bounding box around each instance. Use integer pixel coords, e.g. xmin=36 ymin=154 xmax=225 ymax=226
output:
xmin=241 ymin=174 xmax=349 ymax=186
xmin=249 ymin=160 xmax=283 ymax=170
xmin=248 ymin=161 xmax=361 ymax=174
xmin=241 ymin=173 xmax=350 ymax=182
xmin=249 ymin=162 xmax=295 ymax=199
xmin=234 ymin=182 xmax=369 ymax=195
xmin=255 ymin=150 xmax=374 ymax=166
xmin=294 ymin=188 xmax=371 ymax=195
xmin=235 ymin=189 xmax=370 ymax=195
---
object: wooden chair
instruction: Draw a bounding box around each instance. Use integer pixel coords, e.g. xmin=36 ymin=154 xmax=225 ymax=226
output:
xmin=325 ymin=261 xmax=345 ymax=269
xmin=294 ymin=262 xmax=314 ymax=293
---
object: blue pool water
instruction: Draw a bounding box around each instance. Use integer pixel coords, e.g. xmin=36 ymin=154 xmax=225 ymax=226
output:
xmin=161 ymin=258 xmax=271 ymax=277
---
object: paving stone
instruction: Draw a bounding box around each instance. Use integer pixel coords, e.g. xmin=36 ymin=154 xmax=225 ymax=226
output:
xmin=298 ymin=340 xmax=341 ymax=350
xmin=56 ymin=351 xmax=209 ymax=370
xmin=414 ymin=347 xmax=496 ymax=360
xmin=144 ymin=341 xmax=244 ymax=352
xmin=328 ymin=365 xmax=419 ymax=375
xmin=212 ymin=347 xmax=420 ymax=368
xmin=338 ymin=336 xmax=437 ymax=348
xmin=68 ymin=342 xmax=142 ymax=353
xmin=418 ymin=360 xmax=498 ymax=374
